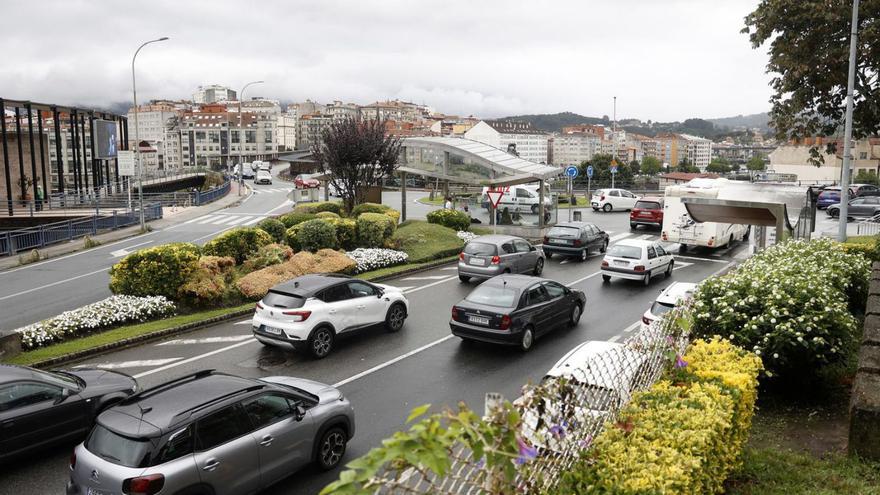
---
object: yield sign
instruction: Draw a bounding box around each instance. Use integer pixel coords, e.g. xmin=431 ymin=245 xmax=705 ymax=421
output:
xmin=486 ymin=190 xmax=504 ymax=208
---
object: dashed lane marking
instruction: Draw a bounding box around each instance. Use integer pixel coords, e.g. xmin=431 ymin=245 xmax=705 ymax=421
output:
xmin=401 ymin=275 xmax=451 ymax=281
xmin=77 ymin=358 xmax=183 ymax=370
xmin=157 ymin=335 xmax=253 ymax=346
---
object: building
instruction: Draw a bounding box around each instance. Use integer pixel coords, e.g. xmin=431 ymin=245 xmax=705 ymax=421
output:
xmin=126 ymin=102 xmax=182 ymax=171
xmin=360 ymin=100 xmax=429 ymax=123
xmin=768 ymin=137 xmax=880 ymax=183
xmin=429 ymin=116 xmax=479 ymax=136
xmin=276 ymin=113 xmax=296 ymax=152
xmin=325 ymin=101 xmax=360 ymax=121
xmin=712 ymin=143 xmax=777 ymax=164
xmin=192 ymin=85 xmax=237 ymax=104
xmin=550 ymin=131 xmax=602 ymax=166
xmin=657 ymin=172 xmax=719 ymax=188
xmin=296 ymin=113 xmax=333 ymax=151
xmin=464 ymin=120 xmax=549 ymax=164
xmin=178 ymin=104 xmax=277 ymax=169
xmin=655 ymin=133 xmax=712 ymax=170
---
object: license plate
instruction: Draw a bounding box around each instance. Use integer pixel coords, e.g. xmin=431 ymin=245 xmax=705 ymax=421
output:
xmin=88 ymin=488 xmax=112 ymax=495
xmin=551 ymin=239 xmax=571 ymax=245
xmin=640 ymin=212 xmax=653 ymax=217
xmin=614 ymin=260 xmax=628 ymax=266
xmin=469 ymin=258 xmax=486 ymax=266
xmin=263 ymin=326 xmax=282 ymax=335
xmin=591 ymin=202 xmax=598 ymax=206
xmin=468 ymin=315 xmax=490 ymax=325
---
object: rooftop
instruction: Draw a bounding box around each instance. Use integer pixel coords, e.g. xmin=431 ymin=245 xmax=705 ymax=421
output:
xmin=485 ymin=120 xmax=547 ymax=136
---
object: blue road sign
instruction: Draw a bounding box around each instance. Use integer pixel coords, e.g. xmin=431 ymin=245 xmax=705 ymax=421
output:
xmin=586 ymin=165 xmax=594 ymax=178
xmin=610 ymin=164 xmax=618 ymax=174
xmin=565 ymin=166 xmax=578 ymax=178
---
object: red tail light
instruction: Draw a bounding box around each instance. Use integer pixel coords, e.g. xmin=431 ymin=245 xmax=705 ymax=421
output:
xmin=642 ymin=315 xmax=652 ymax=325
xmin=123 ymin=474 xmax=165 ymax=495
xmin=634 ymin=265 xmax=646 ymax=272
xmin=282 ymin=310 xmax=311 ymax=321
xmin=256 ymin=302 xmax=264 ymax=310
xmin=600 ymin=195 xmax=605 ymax=201
xmin=601 ymin=260 xmax=609 ymax=267
xmin=707 ymin=237 xmax=715 ymax=247
xmin=543 ymin=236 xmax=549 ymax=244
xmin=491 ymin=255 xmax=501 ymax=264
xmin=69 ymin=451 xmax=76 ymax=470
xmin=451 ymin=307 xmax=459 ymax=320
xmin=499 ymin=314 xmax=512 ymax=330
xmin=573 ymin=239 xmax=582 ymax=247
xmin=459 ymin=252 xmax=465 ymax=260
xmin=661 ymin=232 xmax=668 ymax=241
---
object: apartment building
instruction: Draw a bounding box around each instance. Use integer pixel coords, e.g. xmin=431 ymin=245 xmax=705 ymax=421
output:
xmin=178 ymin=104 xmax=277 ymax=169
xmin=769 ymin=137 xmax=880 ymax=183
xmin=550 ymin=131 xmax=602 ymax=166
xmin=655 ymin=133 xmax=712 ymax=170
xmin=464 ymin=120 xmax=549 ymax=164
xmin=193 ymin=85 xmax=237 ymax=104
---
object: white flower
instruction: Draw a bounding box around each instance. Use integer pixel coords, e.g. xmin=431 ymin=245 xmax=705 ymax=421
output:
xmin=773 ymin=353 xmax=779 ymax=359
xmin=456 ymin=231 xmax=478 ymax=243
xmin=345 ymin=248 xmax=409 ymax=274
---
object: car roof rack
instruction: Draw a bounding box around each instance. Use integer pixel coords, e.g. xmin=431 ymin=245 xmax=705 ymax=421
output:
xmin=120 ymin=369 xmax=217 ymax=405
xmin=169 ymin=384 xmax=266 ymax=424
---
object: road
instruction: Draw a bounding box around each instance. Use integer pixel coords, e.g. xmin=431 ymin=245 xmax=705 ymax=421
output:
xmin=0 ymin=206 xmax=748 ymax=495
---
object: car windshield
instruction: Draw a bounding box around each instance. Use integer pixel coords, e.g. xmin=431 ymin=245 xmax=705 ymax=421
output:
xmin=262 ymin=290 xmax=306 ymax=309
xmin=85 ymin=425 xmax=154 ymax=468
xmin=547 ymin=226 xmax=580 ymax=238
xmin=650 ymin=300 xmax=676 ymax=317
xmin=820 ymin=191 xmax=840 ymax=199
xmin=465 ymin=285 xmax=518 ymax=307
xmin=634 ymin=201 xmax=661 ymax=210
xmin=31 ymin=368 xmax=82 ymax=388
xmin=464 ymin=242 xmax=497 ymax=256
xmin=607 ymin=244 xmax=642 ymax=260
xmin=594 ymin=189 xmax=607 ymax=196
xmin=540 ymin=377 xmax=619 ymax=411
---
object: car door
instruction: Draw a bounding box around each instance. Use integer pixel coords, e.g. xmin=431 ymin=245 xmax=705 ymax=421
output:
xmin=522 ymin=285 xmax=554 ymax=335
xmin=0 ymin=381 xmax=88 ymax=458
xmin=318 ymin=284 xmax=361 ymax=333
xmin=513 ymin=239 xmax=536 ymax=273
xmin=585 ymin=225 xmax=599 ymax=251
xmin=862 ymin=197 xmax=880 ymax=216
xmin=541 ymin=281 xmax=571 ymax=322
xmin=655 ymin=244 xmax=671 ymax=269
xmin=499 ymin=241 xmax=518 ymax=272
xmin=848 ymin=198 xmax=868 ymax=216
xmin=620 ymin=191 xmax=638 ymax=209
xmin=607 ymin=190 xmax=621 ymax=208
xmin=242 ymin=393 xmax=316 ymax=488
xmin=646 ymin=245 xmax=661 ymax=275
xmin=346 ymin=281 xmax=386 ymax=326
xmin=193 ymin=404 xmax=262 ymax=495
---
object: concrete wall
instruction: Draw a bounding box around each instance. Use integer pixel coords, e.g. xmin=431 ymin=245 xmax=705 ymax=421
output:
xmin=850 ymin=262 xmax=880 ymax=460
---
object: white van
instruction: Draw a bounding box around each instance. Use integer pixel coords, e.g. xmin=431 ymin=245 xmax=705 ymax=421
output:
xmin=234 ymin=163 xmax=255 ymax=179
xmin=661 ymin=178 xmax=749 ymax=250
xmin=481 ymin=184 xmax=553 ymax=214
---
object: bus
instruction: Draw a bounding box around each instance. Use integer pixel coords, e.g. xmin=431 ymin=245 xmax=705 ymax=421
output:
xmin=661 ymin=178 xmax=749 ymax=251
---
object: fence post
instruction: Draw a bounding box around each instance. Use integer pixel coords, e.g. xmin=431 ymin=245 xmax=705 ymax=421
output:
xmin=29 ymin=201 xmax=33 ymax=217
xmin=67 ymin=220 xmax=73 ymax=241
xmin=92 ymin=215 xmax=97 ymax=235
xmin=113 ymin=210 xmax=118 ymax=229
xmin=5 ymin=232 xmax=12 ymax=256
xmin=39 ymin=225 xmax=45 ymax=248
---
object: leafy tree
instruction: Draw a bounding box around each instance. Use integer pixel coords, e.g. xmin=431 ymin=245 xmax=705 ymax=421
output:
xmin=730 ymin=162 xmax=742 ymax=173
xmin=744 ymin=1 xmax=880 ymax=162
xmin=577 ymin=154 xmax=633 ymax=185
xmin=629 ymin=159 xmax=641 ymax=175
xmin=676 ymin=157 xmax=700 ymax=173
xmin=747 ymin=155 xmax=767 ymax=171
xmin=854 ymin=169 xmax=880 ymax=185
xmin=641 ymin=156 xmax=662 ymax=175
xmin=706 ymin=157 xmax=731 ymax=174
xmin=312 ymin=117 xmax=402 ymax=213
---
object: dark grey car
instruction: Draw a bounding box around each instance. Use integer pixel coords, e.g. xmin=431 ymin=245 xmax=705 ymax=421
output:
xmin=827 ymin=197 xmax=880 ymax=219
xmin=542 ymin=222 xmax=609 ymax=262
xmin=67 ymin=370 xmax=354 ymax=495
xmin=458 ymin=235 xmax=545 ymax=283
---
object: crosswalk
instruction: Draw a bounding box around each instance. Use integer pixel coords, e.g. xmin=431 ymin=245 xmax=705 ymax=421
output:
xmin=251 ymin=188 xmax=291 ymax=195
xmin=181 ymin=213 xmax=268 ymax=227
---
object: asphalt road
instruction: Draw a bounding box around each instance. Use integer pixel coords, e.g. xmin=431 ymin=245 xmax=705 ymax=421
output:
xmin=0 ymin=207 xmax=748 ymax=495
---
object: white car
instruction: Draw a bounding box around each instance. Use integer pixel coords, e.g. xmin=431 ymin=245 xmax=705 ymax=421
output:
xmin=601 ymin=239 xmax=674 ymax=286
xmin=254 ymin=169 xmax=273 ymax=184
xmin=252 ymin=274 xmax=409 ymax=358
xmin=591 ymin=188 xmax=639 ymax=212
xmin=641 ymin=282 xmax=697 ymax=331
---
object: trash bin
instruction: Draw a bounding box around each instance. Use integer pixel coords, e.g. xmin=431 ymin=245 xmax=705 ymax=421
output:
xmin=573 ymin=210 xmax=582 ymax=221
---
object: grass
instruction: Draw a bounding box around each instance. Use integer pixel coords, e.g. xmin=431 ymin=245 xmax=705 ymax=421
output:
xmin=4 ymin=303 xmax=254 ymax=367
xmin=416 ymin=197 xmax=445 ymax=206
xmin=555 ymin=197 xmax=591 ymax=209
xmin=389 ymin=220 xmax=464 ymax=263
xmin=356 ymin=255 xmax=458 ymax=281
xmin=845 ymin=235 xmax=876 ymax=245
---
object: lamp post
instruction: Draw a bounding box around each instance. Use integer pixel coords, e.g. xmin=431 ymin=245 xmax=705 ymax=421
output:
xmin=131 ymin=36 xmax=169 ymax=230
xmin=238 ymin=80 xmax=264 ymax=196
xmin=838 ymin=0 xmax=860 ymax=242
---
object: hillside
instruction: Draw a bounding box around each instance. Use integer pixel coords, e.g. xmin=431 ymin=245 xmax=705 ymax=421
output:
xmin=706 ymin=112 xmax=770 ymax=131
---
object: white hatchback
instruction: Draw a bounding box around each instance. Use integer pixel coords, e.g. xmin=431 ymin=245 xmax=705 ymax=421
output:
xmin=640 ymin=282 xmax=697 ymax=331
xmin=591 ymin=188 xmax=639 ymax=212
xmin=601 ymin=239 xmax=674 ymax=286
xmin=252 ymin=274 xmax=409 ymax=358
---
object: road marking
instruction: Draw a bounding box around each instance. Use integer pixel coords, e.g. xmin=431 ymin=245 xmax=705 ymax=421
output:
xmin=622 ymin=321 xmax=641 ymax=333
xmin=333 ymin=335 xmax=455 ymax=388
xmin=191 ymin=226 xmax=235 ymax=243
xmin=440 ymin=267 xmax=458 ymax=271
xmin=0 ymin=231 xmax=158 ymax=275
xmin=157 ymin=335 xmax=253 ymax=346
xmin=78 ymin=358 xmax=183 ymax=370
xmin=401 ymin=275 xmax=450 ymax=281
xmin=402 ymin=275 xmax=458 ymax=294
xmin=266 ymin=200 xmax=294 ymax=214
xmin=0 ymin=267 xmax=108 ymax=301
xmin=673 ymin=255 xmax=729 ymax=264
xmin=184 ymin=214 xmax=216 ymax=224
xmin=388 ymin=286 xmax=415 ymax=291
xmin=637 ymin=234 xmax=654 ymax=240
xmin=133 ymin=339 xmax=258 ymax=379
xmin=219 ymin=215 xmax=245 ymax=225
xmin=608 ymin=233 xmax=630 ymax=242
xmin=242 ymin=216 xmax=265 ymax=226
xmin=110 ymin=240 xmax=154 ymax=258
xmin=608 ymin=334 xmax=623 ymax=343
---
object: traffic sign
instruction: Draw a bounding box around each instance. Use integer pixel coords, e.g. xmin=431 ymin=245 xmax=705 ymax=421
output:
xmin=565 ymin=166 xmax=578 ymax=178
xmin=586 ymin=165 xmax=594 ymax=178
xmin=610 ymin=164 xmax=618 ymax=174
xmin=486 ymin=190 xmax=504 ymax=208
xmin=118 ymin=150 xmax=135 ymax=176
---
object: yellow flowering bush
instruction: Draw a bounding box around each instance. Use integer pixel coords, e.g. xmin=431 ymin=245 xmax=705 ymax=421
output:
xmin=109 ymin=243 xmax=201 ymax=299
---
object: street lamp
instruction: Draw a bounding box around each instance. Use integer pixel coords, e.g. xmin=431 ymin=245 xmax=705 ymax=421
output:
xmin=131 ymin=36 xmax=169 ymax=230
xmin=238 ymin=80 xmax=264 ymax=196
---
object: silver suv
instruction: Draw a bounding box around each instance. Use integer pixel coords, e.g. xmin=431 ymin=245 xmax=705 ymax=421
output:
xmin=67 ymin=370 xmax=354 ymax=495
xmin=458 ymin=235 xmax=544 ymax=283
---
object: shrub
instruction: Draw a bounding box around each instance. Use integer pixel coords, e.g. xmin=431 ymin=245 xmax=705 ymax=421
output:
xmin=109 ymin=243 xmax=201 ymax=299
xmin=294 ymin=201 xmax=344 ymax=216
xmin=351 ymin=202 xmax=390 ymax=217
xmin=691 ymin=238 xmax=870 ymax=381
xmin=278 ymin=211 xmax=317 ymax=228
xmin=388 ymin=221 xmax=464 ymax=263
xmin=842 ymin=236 xmax=880 ymax=263
xmin=242 ymin=243 xmax=293 ymax=272
xmin=329 ymin=218 xmax=358 ymax=250
xmin=177 ymin=256 xmax=236 ymax=305
xmin=427 ymin=208 xmax=470 ymax=231
xmin=202 ymin=227 xmax=273 ymax=264
xmin=236 ymin=249 xmax=355 ymax=299
xmin=316 ymin=211 xmax=341 ymax=219
xmin=384 ymin=208 xmax=401 ymax=224
xmin=286 ymin=224 xmax=304 ymax=251
xmin=346 ymin=248 xmax=409 ymax=273
xmin=296 ymin=219 xmax=338 ymax=252
xmin=357 ymin=212 xmax=394 ymax=248
xmin=257 ymin=217 xmax=287 ymax=243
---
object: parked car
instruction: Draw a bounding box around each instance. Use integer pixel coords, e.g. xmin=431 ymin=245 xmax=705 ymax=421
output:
xmin=450 ymin=275 xmax=586 ymax=351
xmin=542 ymin=222 xmax=608 ymax=262
xmin=252 ymin=274 xmax=409 ymax=358
xmin=0 ymin=364 xmax=137 ymax=463
xmin=640 ymin=282 xmax=697 ymax=331
xmin=294 ymin=174 xmax=320 ymax=189
xmin=458 ymin=235 xmax=545 ymax=283
xmin=590 ymin=188 xmax=639 ymax=212
xmin=817 ymin=188 xmax=841 ymax=209
xmin=67 ymin=370 xmax=354 ymax=495
xmin=630 ymin=197 xmax=664 ymax=230
xmin=601 ymin=239 xmax=674 ymax=286
xmin=255 ymin=170 xmax=273 ymax=185
xmin=850 ymin=183 xmax=880 ymax=197
xmin=827 ymin=196 xmax=880 ymax=219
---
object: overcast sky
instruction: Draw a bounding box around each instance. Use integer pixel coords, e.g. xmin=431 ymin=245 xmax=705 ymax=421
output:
xmin=0 ymin=0 xmax=772 ymax=121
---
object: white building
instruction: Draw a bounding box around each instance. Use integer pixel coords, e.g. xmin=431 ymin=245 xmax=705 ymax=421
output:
xmin=464 ymin=120 xmax=549 ymax=164
xmin=277 ymin=113 xmax=296 ymax=151
xmin=193 ymin=85 xmax=237 ymax=104
xmin=550 ymin=132 xmax=601 ymax=166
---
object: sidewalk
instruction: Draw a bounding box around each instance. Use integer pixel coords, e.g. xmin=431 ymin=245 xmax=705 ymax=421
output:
xmin=0 ymin=183 xmax=250 ymax=271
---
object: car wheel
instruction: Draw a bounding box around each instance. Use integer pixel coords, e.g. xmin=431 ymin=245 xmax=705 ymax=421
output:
xmin=520 ymin=326 xmax=535 ymax=352
xmin=545 ymin=252 xmax=552 ymax=260
xmin=533 ymin=258 xmax=544 ymax=276
xmin=531 ymin=204 xmax=539 ymax=214
xmin=579 ymin=249 xmax=588 ymax=262
xmin=600 ymin=240 xmax=608 ymax=253
xmin=603 ymin=203 xmax=612 ymax=212
xmin=679 ymin=244 xmax=687 ymax=253
xmin=728 ymin=235 xmax=733 ymax=248
xmin=830 ymin=209 xmax=839 ymax=218
xmin=743 ymin=226 xmax=751 ymax=240
xmin=592 ymin=207 xmax=599 ymax=211
xmin=458 ymin=275 xmax=471 ymax=283
xmin=316 ymin=427 xmax=347 ymax=471
xmin=308 ymin=327 xmax=334 ymax=359
xmin=568 ymin=303 xmax=582 ymax=327
xmin=385 ymin=303 xmax=407 ymax=332
xmin=602 ymin=274 xmax=611 ymax=283
xmin=630 ymin=223 xmax=638 ymax=230
xmin=665 ymin=262 xmax=674 ymax=278
xmin=642 ymin=273 xmax=651 ymax=286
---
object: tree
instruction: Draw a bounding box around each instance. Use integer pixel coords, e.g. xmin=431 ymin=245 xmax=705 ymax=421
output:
xmin=312 ymin=117 xmax=403 ymax=213
xmin=577 ymin=154 xmax=633 ymax=186
xmin=744 ymin=1 xmax=880 ymax=162
xmin=854 ymin=169 xmax=880 ymax=185
xmin=730 ymin=162 xmax=742 ymax=173
xmin=747 ymin=155 xmax=766 ymax=171
xmin=629 ymin=159 xmax=641 ymax=175
xmin=641 ymin=156 xmax=662 ymax=175
xmin=676 ymin=157 xmax=700 ymax=173
xmin=706 ymin=157 xmax=731 ymax=174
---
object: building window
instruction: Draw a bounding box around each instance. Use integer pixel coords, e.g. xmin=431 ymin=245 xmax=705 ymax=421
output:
xmin=860 ymin=152 xmax=868 ymax=160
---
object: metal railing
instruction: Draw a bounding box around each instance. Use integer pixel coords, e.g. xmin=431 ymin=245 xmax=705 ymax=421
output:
xmin=856 ymin=213 xmax=880 ymax=236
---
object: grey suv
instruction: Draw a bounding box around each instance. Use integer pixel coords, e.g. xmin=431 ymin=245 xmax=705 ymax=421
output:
xmin=458 ymin=235 xmax=544 ymax=283
xmin=67 ymin=370 xmax=354 ymax=495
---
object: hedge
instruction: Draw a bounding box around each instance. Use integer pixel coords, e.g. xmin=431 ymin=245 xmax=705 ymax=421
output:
xmin=109 ymin=243 xmax=201 ymax=299
xmin=357 ymin=212 xmax=395 ymax=248
xmin=256 ymin=217 xmax=287 ymax=243
xmin=202 ymin=227 xmax=274 ymax=264
xmin=388 ymin=221 xmax=464 ymax=263
xmin=329 ymin=218 xmax=357 ymax=251
xmin=278 ymin=211 xmax=316 ymax=228
xmin=351 ymin=202 xmax=390 ymax=217
xmin=427 ymin=208 xmax=470 ymax=232
xmin=236 ymin=249 xmax=355 ymax=299
xmin=553 ymin=338 xmax=762 ymax=495
xmin=294 ymin=201 xmax=344 ymax=216
xmin=177 ymin=256 xmax=236 ymax=306
xmin=242 ymin=243 xmax=293 ymax=272
xmin=296 ymin=219 xmax=338 ymax=252
xmin=316 ymin=211 xmax=341 ymax=219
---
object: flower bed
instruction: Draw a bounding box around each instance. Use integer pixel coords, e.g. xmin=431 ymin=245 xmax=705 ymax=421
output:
xmin=346 ymin=248 xmax=409 ymax=274
xmin=17 ymin=295 xmax=176 ymax=350
xmin=456 ymin=230 xmax=478 ymax=243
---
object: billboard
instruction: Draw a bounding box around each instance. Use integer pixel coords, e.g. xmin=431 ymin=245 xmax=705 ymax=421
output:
xmin=92 ymin=119 xmax=119 ymax=159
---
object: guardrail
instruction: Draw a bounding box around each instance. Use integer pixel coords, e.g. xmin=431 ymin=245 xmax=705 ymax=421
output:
xmin=856 ymin=214 xmax=880 ymax=236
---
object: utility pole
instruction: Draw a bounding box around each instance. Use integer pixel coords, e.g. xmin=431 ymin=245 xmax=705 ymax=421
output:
xmin=612 ymin=96 xmax=617 ymax=189
xmin=838 ymin=0 xmax=860 ymax=242
xmin=238 ymin=81 xmax=264 ymax=196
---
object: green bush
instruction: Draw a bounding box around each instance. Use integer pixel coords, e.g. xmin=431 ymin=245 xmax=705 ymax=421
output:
xmin=316 ymin=211 xmax=340 ymax=219
xmin=842 ymin=236 xmax=880 ymax=263
xmin=388 ymin=220 xmax=464 ymax=263
xmin=329 ymin=218 xmax=357 ymax=250
xmin=242 ymin=243 xmax=294 ymax=272
xmin=296 ymin=219 xmax=338 ymax=252
xmin=294 ymin=201 xmax=344 ymax=216
xmin=351 ymin=202 xmax=390 ymax=217
xmin=202 ymin=227 xmax=274 ymax=264
xmin=285 ymin=224 xmax=304 ymax=251
xmin=426 ymin=208 xmax=470 ymax=231
xmin=278 ymin=211 xmax=316 ymax=228
xmin=109 ymin=243 xmax=201 ymax=299
xmin=357 ymin=212 xmax=394 ymax=248
xmin=256 ymin=217 xmax=286 ymax=243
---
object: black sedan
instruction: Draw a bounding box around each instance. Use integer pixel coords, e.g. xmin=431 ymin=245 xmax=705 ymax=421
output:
xmin=542 ymin=222 xmax=609 ymax=262
xmin=450 ymin=274 xmax=586 ymax=351
xmin=0 ymin=364 xmax=137 ymax=462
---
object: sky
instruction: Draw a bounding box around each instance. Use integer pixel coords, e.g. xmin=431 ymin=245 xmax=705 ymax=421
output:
xmin=0 ymin=0 xmax=773 ymax=122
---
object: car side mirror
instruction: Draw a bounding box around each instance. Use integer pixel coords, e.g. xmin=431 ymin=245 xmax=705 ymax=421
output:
xmin=294 ymin=405 xmax=306 ymax=422
xmin=376 ymin=288 xmax=385 ymax=298
xmin=55 ymin=388 xmax=70 ymax=404
xmin=530 ymin=245 xmax=536 ymax=251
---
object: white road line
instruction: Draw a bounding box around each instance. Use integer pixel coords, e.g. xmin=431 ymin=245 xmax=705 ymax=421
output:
xmin=333 ymin=335 xmax=455 ymax=388
xmin=637 ymin=234 xmax=654 ymax=240
xmin=673 ymin=255 xmax=729 ymax=264
xmin=402 ymin=275 xmax=458 ymax=294
xmin=157 ymin=335 xmax=253 ymax=346
xmin=242 ymin=216 xmax=265 ymax=226
xmin=133 ymin=339 xmax=258 ymax=379
xmin=266 ymin=200 xmax=294 ymax=214
xmin=78 ymin=358 xmax=183 ymax=370
xmin=401 ymin=275 xmax=450 ymax=281
xmin=608 ymin=334 xmax=623 ymax=343
xmin=0 ymin=267 xmax=108 ymax=301
xmin=388 ymin=286 xmax=415 ymax=291
xmin=221 ymin=216 xmax=246 ymax=225
xmin=109 ymin=240 xmax=154 ymax=257
xmin=608 ymin=233 xmax=631 ymax=242
xmin=440 ymin=267 xmax=458 ymax=271
xmin=191 ymin=226 xmax=235 ymax=243
xmin=564 ymin=270 xmax=602 ymax=287
xmin=559 ymin=259 xmax=569 ymax=264
xmin=622 ymin=321 xmax=641 ymax=333
xmin=0 ymin=231 xmax=158 ymax=275
xmin=194 ymin=214 xmax=223 ymax=224
xmin=234 ymin=319 xmax=253 ymax=325
xmin=211 ymin=216 xmax=234 ymax=225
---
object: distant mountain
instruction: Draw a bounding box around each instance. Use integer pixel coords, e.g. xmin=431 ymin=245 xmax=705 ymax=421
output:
xmin=706 ymin=112 xmax=770 ymax=132
xmin=498 ymin=112 xmax=608 ymax=132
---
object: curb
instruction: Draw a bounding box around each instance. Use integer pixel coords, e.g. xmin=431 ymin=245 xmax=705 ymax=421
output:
xmin=30 ymin=308 xmax=253 ymax=370
xmin=365 ymin=256 xmax=457 ymax=283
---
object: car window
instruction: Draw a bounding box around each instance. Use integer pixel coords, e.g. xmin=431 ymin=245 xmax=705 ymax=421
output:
xmin=243 ymin=394 xmax=293 ymax=429
xmin=262 ymin=290 xmax=306 ymax=309
xmin=622 ymin=191 xmax=636 ymax=198
xmin=647 ymin=246 xmax=657 ymax=259
xmin=465 ymin=285 xmax=518 ymax=307
xmin=543 ymin=282 xmax=566 ymax=298
xmin=547 ymin=226 xmax=580 ymax=237
xmin=196 ymin=406 xmax=250 ymax=451
xmin=607 ymin=244 xmax=642 ymax=260
xmin=868 ymin=197 xmax=880 ymax=204
xmin=513 ymin=240 xmax=532 ymax=253
xmin=464 ymin=242 xmax=496 ymax=256
xmin=634 ymin=201 xmax=661 ymax=210
xmin=656 ymin=245 xmax=668 ymax=257
xmin=348 ymin=281 xmax=377 ymax=298
xmin=608 ymin=190 xmax=620 ymax=197
xmin=85 ymin=425 xmax=153 ymax=468
xmin=851 ymin=198 xmax=866 ymax=205
xmin=501 ymin=243 xmax=516 ymax=254
xmin=156 ymin=427 xmax=194 ymax=465
xmin=524 ymin=285 xmax=549 ymax=306
xmin=516 ymin=188 xmax=532 ymax=198
xmin=586 ymin=225 xmax=597 ymax=235
xmin=0 ymin=382 xmax=63 ymax=412
xmin=320 ymin=284 xmax=351 ymax=303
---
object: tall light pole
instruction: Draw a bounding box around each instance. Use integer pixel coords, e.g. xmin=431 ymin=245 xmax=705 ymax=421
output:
xmin=838 ymin=0 xmax=860 ymax=242
xmin=131 ymin=36 xmax=169 ymax=230
xmin=238 ymin=80 xmax=264 ymax=196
